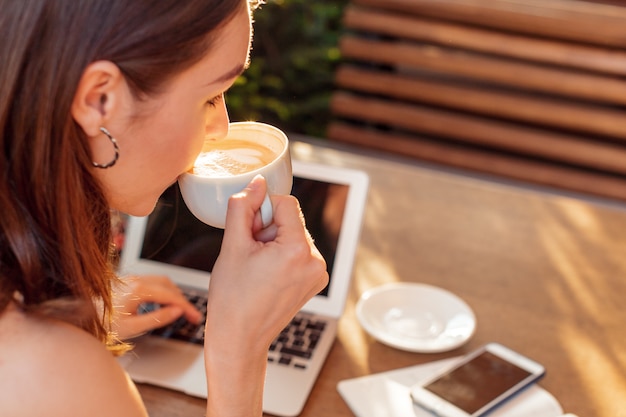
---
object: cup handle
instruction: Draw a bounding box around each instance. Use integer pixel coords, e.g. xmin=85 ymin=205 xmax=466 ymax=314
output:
xmin=260 ymin=193 xmax=273 ymax=228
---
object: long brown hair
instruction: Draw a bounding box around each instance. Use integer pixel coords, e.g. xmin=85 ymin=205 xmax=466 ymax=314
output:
xmin=0 ymin=0 xmax=252 ymax=352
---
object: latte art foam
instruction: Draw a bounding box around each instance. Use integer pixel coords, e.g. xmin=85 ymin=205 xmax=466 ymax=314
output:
xmin=192 ymin=138 xmax=277 ymax=177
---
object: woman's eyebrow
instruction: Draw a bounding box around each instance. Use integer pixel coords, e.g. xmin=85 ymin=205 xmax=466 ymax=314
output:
xmin=207 ymin=59 xmax=250 ymax=86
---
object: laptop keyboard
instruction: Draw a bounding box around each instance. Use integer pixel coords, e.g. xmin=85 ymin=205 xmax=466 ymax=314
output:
xmin=140 ymin=288 xmax=328 ymax=370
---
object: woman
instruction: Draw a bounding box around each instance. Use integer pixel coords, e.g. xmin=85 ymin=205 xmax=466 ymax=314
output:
xmin=0 ymin=1 xmax=328 ymax=416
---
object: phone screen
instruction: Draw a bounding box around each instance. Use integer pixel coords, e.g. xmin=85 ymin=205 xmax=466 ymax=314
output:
xmin=423 ymin=351 xmax=532 ymax=414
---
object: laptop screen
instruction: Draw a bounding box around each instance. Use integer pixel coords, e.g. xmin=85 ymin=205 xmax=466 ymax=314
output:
xmin=137 ymin=176 xmax=349 ymax=297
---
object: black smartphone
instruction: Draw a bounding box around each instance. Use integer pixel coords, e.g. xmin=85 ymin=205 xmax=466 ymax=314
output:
xmin=410 ymin=343 xmax=545 ymax=417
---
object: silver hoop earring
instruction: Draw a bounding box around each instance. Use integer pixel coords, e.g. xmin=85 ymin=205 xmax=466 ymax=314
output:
xmin=93 ymin=127 xmax=119 ymax=169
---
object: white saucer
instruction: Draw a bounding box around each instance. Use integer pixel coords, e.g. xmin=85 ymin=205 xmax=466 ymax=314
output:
xmin=356 ymin=283 xmax=476 ymax=353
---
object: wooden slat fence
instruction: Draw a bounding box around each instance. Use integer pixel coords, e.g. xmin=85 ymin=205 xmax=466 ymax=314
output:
xmin=328 ymin=0 xmax=626 ymax=200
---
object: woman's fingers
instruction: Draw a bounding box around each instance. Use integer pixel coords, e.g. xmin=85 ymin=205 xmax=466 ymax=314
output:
xmin=224 ymin=175 xmax=270 ymax=241
xmin=130 ymin=277 xmax=201 ymax=322
xmin=113 ymin=275 xmax=202 ymax=339
xmin=116 ymin=305 xmax=184 ymax=339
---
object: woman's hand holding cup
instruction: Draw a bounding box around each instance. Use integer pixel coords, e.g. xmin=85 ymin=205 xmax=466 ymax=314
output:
xmin=205 ymin=174 xmax=329 ymax=353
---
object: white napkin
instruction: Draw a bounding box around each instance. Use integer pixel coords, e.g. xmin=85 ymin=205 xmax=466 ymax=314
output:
xmin=337 ymin=358 xmax=564 ymax=417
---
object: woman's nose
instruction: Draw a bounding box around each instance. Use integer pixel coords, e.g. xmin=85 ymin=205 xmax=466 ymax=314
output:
xmin=205 ymin=96 xmax=230 ymax=139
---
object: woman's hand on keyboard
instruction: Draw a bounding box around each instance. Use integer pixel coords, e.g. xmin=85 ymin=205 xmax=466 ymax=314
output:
xmin=111 ymin=275 xmax=203 ymax=340
xmin=203 ymin=175 xmax=329 ymax=416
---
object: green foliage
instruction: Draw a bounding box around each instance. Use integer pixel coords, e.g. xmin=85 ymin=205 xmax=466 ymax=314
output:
xmin=226 ymin=0 xmax=348 ymax=137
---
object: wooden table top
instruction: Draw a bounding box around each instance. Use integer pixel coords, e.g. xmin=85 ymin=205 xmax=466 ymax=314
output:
xmin=138 ymin=136 xmax=626 ymax=417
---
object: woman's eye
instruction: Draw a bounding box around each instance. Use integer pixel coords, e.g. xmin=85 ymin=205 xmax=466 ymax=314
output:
xmin=206 ymin=94 xmax=223 ymax=108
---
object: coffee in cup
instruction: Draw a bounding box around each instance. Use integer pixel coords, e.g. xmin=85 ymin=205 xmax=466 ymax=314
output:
xmin=191 ymin=138 xmax=279 ymax=178
xmin=178 ymin=122 xmax=292 ymax=229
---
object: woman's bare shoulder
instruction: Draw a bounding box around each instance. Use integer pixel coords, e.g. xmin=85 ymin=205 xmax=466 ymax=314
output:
xmin=0 ymin=304 xmax=148 ymax=417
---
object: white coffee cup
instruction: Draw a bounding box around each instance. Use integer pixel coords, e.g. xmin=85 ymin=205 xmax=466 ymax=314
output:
xmin=178 ymin=121 xmax=292 ymax=229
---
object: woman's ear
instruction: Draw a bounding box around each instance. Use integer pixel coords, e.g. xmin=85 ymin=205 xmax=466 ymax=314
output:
xmin=71 ymin=61 xmax=124 ymax=137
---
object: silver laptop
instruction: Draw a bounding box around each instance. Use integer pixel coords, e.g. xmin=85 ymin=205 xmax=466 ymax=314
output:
xmin=117 ymin=160 xmax=369 ymax=417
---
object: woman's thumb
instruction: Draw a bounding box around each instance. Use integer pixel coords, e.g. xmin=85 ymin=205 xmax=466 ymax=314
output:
xmin=223 ymin=175 xmax=269 ymax=235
